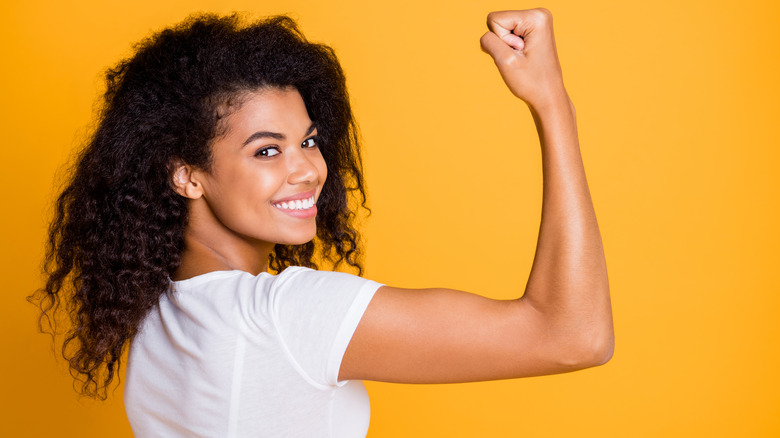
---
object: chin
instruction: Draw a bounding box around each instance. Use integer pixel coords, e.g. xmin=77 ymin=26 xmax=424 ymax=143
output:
xmin=276 ymin=228 xmax=318 ymax=246
xmin=282 ymin=237 xmax=316 ymax=246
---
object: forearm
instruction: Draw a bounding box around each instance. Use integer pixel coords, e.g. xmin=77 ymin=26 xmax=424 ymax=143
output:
xmin=522 ymin=96 xmax=613 ymax=360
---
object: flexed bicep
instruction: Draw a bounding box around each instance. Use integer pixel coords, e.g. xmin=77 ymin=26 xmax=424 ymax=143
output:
xmin=338 ymin=286 xmax=605 ymax=383
xmin=339 ymin=8 xmax=613 ymax=384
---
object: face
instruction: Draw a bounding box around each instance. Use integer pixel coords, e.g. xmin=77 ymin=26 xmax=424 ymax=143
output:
xmin=194 ymin=87 xmax=327 ymax=247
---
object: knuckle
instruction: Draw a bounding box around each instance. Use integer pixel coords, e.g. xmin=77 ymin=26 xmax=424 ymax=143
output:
xmin=479 ymin=32 xmax=491 ymax=50
xmin=536 ymin=7 xmax=553 ymax=18
xmin=485 ymin=11 xmax=497 ymax=26
xmin=531 ymin=8 xmax=553 ymax=23
xmin=501 ymin=53 xmax=521 ymax=68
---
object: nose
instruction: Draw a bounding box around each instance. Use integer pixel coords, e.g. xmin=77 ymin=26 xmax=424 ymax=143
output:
xmin=286 ymin=148 xmax=319 ymax=185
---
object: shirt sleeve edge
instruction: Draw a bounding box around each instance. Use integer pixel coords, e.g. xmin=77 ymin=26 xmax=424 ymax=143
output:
xmin=325 ymin=279 xmax=384 ymax=386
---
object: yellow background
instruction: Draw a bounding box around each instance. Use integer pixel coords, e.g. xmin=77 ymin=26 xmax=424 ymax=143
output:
xmin=2 ymin=0 xmax=778 ymax=436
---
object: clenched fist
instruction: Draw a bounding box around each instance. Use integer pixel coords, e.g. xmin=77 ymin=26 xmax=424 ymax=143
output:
xmin=480 ymin=9 xmax=569 ymax=112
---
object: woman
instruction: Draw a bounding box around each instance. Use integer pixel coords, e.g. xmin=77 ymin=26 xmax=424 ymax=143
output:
xmin=33 ymin=8 xmax=613 ymax=437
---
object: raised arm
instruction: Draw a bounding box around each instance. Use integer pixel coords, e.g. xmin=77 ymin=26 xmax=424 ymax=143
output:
xmin=339 ymin=9 xmax=613 ymax=383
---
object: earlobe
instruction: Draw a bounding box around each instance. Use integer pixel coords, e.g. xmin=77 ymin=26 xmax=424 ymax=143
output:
xmin=170 ymin=160 xmax=204 ymax=199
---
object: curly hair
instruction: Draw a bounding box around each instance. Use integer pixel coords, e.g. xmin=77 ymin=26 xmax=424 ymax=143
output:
xmin=30 ymin=14 xmax=367 ymax=399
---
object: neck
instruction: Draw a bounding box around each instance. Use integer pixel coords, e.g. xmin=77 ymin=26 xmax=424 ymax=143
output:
xmin=173 ymin=199 xmax=275 ymax=281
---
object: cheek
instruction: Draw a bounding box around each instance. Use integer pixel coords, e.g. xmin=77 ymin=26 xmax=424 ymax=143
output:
xmin=216 ymin=166 xmax=281 ymax=211
xmin=249 ymin=170 xmax=286 ymax=206
xmin=317 ymin=156 xmax=328 ymax=185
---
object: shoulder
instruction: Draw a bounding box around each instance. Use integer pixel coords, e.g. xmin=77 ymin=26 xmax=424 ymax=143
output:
xmin=269 ymin=267 xmax=383 ymax=328
xmin=171 ymin=270 xmax=269 ymax=301
xmin=168 ymin=267 xmax=382 ymax=319
xmin=269 ymin=267 xmax=383 ymax=310
xmin=271 ymin=266 xmax=382 ymax=293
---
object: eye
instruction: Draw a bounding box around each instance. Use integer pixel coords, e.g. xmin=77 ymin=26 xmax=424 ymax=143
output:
xmin=301 ymin=137 xmax=318 ymax=148
xmin=255 ymin=146 xmax=280 ymax=158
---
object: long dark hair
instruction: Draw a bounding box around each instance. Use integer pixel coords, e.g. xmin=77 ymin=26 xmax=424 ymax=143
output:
xmin=30 ymin=14 xmax=367 ymax=399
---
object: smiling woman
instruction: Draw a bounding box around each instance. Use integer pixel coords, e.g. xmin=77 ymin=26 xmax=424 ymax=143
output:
xmin=171 ymin=88 xmax=329 ymax=280
xmin=30 ymin=8 xmax=613 ymax=438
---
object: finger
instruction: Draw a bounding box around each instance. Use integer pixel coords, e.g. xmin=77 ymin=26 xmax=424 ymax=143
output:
xmin=487 ymin=9 xmax=551 ymax=41
xmin=480 ymin=31 xmax=523 ymax=60
xmin=486 ymin=11 xmax=516 ymax=40
xmin=501 ymin=33 xmax=525 ymax=52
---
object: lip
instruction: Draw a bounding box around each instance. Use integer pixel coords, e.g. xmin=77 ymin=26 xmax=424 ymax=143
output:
xmin=271 ymin=189 xmax=318 ymax=219
xmin=271 ymin=189 xmax=317 ymax=204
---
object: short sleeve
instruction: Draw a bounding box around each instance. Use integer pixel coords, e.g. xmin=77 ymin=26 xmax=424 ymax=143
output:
xmin=268 ymin=267 xmax=382 ymax=387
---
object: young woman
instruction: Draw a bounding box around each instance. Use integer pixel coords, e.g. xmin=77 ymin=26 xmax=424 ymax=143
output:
xmin=33 ymin=8 xmax=613 ymax=437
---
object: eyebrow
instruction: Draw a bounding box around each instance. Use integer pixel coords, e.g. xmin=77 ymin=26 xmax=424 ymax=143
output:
xmin=242 ymin=123 xmax=317 ymax=147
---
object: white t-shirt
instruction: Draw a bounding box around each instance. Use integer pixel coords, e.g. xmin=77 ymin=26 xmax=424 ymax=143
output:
xmin=124 ymin=267 xmax=383 ymax=437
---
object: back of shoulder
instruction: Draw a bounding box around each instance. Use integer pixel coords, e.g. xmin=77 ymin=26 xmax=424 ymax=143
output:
xmin=268 ymin=268 xmax=382 ymax=333
xmin=168 ymin=267 xmax=382 ymax=331
xmin=271 ymin=267 xmax=381 ymax=297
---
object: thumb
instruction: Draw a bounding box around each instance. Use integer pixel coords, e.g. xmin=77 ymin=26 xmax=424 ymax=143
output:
xmin=480 ymin=31 xmax=524 ymax=60
xmin=484 ymin=17 xmax=525 ymax=52
xmin=501 ymin=32 xmax=525 ymax=52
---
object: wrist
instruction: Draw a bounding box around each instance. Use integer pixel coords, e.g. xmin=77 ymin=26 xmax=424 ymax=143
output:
xmin=529 ymin=94 xmax=575 ymax=128
xmin=527 ymin=87 xmax=573 ymax=118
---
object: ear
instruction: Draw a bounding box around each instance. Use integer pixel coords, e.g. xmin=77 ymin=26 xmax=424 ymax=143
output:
xmin=170 ymin=160 xmax=205 ymax=199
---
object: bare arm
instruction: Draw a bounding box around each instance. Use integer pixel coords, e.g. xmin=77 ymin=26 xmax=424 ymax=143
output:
xmin=339 ymin=9 xmax=613 ymax=383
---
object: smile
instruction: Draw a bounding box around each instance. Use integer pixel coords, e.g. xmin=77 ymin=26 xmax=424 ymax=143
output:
xmin=272 ymin=195 xmax=316 ymax=211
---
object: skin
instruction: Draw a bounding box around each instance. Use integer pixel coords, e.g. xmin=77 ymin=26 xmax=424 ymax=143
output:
xmin=340 ymin=9 xmax=613 ymax=382
xmin=175 ymin=8 xmax=614 ymax=384
xmin=172 ymin=87 xmax=326 ymax=280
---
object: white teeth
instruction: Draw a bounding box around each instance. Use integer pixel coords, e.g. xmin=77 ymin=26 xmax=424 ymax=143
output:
xmin=274 ymin=196 xmax=316 ymax=210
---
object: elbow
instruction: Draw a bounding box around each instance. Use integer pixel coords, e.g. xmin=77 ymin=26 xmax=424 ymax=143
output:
xmin=561 ymin=293 xmax=614 ymax=369
xmin=553 ymin=324 xmax=615 ymax=371
xmin=585 ymin=328 xmax=615 ymax=367
xmin=523 ymin=293 xmax=615 ymax=372
xmin=577 ymin=326 xmax=615 ymax=369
